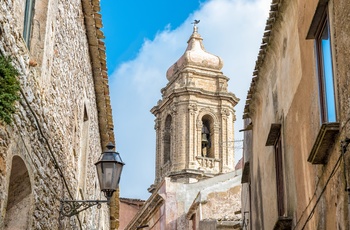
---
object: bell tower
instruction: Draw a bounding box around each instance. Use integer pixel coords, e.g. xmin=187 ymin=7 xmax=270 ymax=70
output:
xmin=150 ymin=24 xmax=239 ymax=187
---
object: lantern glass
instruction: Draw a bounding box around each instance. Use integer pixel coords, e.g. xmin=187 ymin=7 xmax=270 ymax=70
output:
xmin=95 ymin=143 xmax=124 ymax=200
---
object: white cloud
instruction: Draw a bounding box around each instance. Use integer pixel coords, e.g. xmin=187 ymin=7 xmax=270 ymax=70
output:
xmin=110 ymin=0 xmax=271 ymax=200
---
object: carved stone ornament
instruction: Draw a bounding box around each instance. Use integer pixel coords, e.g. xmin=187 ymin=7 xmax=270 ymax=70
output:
xmin=186 ymin=77 xmax=194 ymax=86
xmin=197 ymin=120 xmax=203 ymax=129
xmin=154 ymin=118 xmax=160 ymax=130
xmin=188 ymin=103 xmax=198 ymax=112
xmin=223 ymin=82 xmax=229 ymax=91
xmin=221 ymin=108 xmax=230 ymax=117
xmin=171 ymin=104 xmax=177 ymax=114
xmin=214 ymin=123 xmax=220 ymax=133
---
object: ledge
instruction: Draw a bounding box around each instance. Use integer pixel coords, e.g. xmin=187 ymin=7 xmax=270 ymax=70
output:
xmin=306 ymin=0 xmax=329 ymax=39
xmin=308 ymin=122 xmax=339 ymax=164
xmin=273 ymin=217 xmax=293 ymax=230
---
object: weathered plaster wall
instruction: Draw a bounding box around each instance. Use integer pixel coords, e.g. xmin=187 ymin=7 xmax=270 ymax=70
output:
xmin=0 ymin=0 xmax=110 ymax=229
xmin=119 ymin=198 xmax=145 ymax=229
xmin=126 ymin=172 xmax=242 ymax=230
xmin=249 ymin=1 xmax=306 ymax=228
xmin=246 ymin=0 xmax=350 ymax=229
xmin=202 ymin=185 xmax=241 ymax=221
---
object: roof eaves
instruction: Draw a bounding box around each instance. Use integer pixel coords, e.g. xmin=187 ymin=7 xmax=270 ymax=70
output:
xmin=243 ymin=0 xmax=285 ymax=119
xmin=81 ymin=0 xmax=115 ymax=148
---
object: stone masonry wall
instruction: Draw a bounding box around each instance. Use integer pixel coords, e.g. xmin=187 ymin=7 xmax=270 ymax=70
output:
xmin=0 ymin=0 xmax=109 ymax=229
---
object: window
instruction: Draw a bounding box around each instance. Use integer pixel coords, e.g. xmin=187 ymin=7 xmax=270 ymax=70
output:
xmin=163 ymin=115 xmax=172 ymax=164
xmin=315 ymin=11 xmax=336 ymax=123
xmin=265 ymin=124 xmax=285 ymax=216
xmin=275 ymin=134 xmax=284 ymax=217
xmin=23 ymin=0 xmax=35 ymax=48
xmin=307 ymin=3 xmax=339 ymax=164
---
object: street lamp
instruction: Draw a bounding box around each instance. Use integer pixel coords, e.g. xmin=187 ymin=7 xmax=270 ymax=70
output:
xmin=60 ymin=142 xmax=124 ymax=218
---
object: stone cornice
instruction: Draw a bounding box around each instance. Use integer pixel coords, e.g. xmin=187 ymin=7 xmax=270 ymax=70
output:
xmin=151 ymin=88 xmax=239 ymax=116
xmin=165 ymin=66 xmax=226 ymax=90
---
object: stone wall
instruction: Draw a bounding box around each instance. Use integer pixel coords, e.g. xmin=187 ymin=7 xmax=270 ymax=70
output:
xmin=0 ymin=0 xmax=111 ymax=229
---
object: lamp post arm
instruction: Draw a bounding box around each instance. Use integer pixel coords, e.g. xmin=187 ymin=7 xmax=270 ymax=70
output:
xmin=60 ymin=199 xmax=109 ymax=218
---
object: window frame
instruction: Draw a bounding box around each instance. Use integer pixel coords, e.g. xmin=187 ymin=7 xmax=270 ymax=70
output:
xmin=274 ymin=133 xmax=285 ymax=217
xmin=314 ymin=9 xmax=337 ymax=123
xmin=23 ymin=0 xmax=35 ymax=48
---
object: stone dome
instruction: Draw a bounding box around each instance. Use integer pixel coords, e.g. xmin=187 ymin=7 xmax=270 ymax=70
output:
xmin=166 ymin=25 xmax=223 ymax=81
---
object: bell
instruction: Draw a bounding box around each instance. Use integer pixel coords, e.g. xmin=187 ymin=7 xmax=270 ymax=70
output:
xmin=202 ymin=133 xmax=209 ymax=144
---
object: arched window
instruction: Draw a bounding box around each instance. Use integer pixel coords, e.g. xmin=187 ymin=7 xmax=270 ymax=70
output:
xmin=4 ymin=156 xmax=32 ymax=229
xmin=201 ymin=115 xmax=214 ymax=158
xmin=163 ymin=115 xmax=172 ymax=164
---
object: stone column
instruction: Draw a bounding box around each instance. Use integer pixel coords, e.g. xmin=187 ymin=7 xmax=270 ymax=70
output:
xmin=220 ymin=108 xmax=230 ymax=172
xmin=188 ymin=103 xmax=197 ymax=168
xmin=154 ymin=117 xmax=161 ymax=183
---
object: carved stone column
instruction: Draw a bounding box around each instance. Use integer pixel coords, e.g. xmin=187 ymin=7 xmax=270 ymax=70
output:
xmin=220 ymin=108 xmax=230 ymax=172
xmin=188 ymin=103 xmax=198 ymax=168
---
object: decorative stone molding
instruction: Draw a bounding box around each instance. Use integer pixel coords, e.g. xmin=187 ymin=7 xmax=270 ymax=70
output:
xmin=218 ymin=80 xmax=228 ymax=92
xmin=232 ymin=112 xmax=236 ymax=121
xmin=154 ymin=118 xmax=160 ymax=130
xmin=221 ymin=108 xmax=230 ymax=119
xmin=197 ymin=108 xmax=219 ymax=124
xmin=197 ymin=120 xmax=203 ymax=130
xmin=196 ymin=156 xmax=220 ymax=169
xmin=214 ymin=123 xmax=220 ymax=133
xmin=170 ymin=104 xmax=177 ymax=115
xmin=188 ymin=103 xmax=198 ymax=114
xmin=160 ymin=161 xmax=171 ymax=178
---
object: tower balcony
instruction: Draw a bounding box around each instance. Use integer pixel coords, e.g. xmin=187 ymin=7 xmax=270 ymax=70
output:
xmin=196 ymin=156 xmax=221 ymax=174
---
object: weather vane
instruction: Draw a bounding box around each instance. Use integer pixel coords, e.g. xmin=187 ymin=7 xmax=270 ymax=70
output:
xmin=192 ymin=20 xmax=200 ymax=32
xmin=192 ymin=19 xmax=200 ymax=25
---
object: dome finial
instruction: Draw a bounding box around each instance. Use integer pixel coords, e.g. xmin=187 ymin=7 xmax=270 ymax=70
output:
xmin=191 ymin=19 xmax=200 ymax=33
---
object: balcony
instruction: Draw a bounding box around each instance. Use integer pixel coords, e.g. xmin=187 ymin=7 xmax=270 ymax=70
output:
xmin=196 ymin=156 xmax=220 ymax=169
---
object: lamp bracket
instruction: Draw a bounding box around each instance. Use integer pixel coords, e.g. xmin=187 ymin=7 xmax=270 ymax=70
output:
xmin=60 ymin=199 xmax=109 ymax=218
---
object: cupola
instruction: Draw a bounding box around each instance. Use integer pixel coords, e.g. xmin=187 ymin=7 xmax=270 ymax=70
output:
xmin=166 ymin=24 xmax=223 ymax=81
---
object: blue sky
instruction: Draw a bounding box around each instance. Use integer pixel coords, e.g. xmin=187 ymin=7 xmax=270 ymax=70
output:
xmin=101 ymin=0 xmax=271 ymax=200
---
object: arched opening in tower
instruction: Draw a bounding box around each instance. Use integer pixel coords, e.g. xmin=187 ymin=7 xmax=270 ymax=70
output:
xmin=163 ymin=115 xmax=172 ymax=164
xmin=201 ymin=115 xmax=214 ymax=158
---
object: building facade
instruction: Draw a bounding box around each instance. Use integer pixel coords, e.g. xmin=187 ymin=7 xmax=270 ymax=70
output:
xmin=119 ymin=198 xmax=145 ymax=230
xmin=241 ymin=0 xmax=350 ymax=229
xmin=0 ymin=0 xmax=118 ymax=229
xmin=126 ymin=25 xmax=242 ymax=230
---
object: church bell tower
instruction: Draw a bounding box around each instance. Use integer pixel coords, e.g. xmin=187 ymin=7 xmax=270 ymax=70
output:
xmin=150 ymin=23 xmax=239 ymax=188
